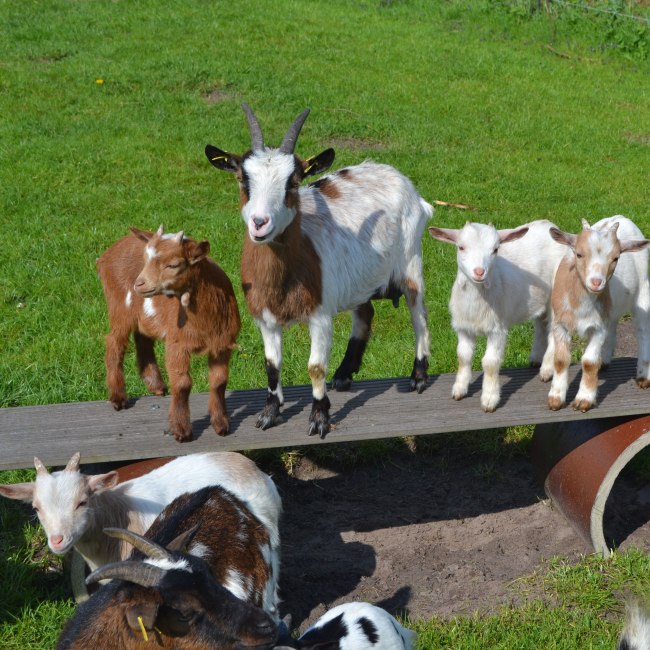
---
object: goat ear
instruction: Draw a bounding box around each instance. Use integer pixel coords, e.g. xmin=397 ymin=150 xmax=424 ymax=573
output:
xmin=549 ymin=227 xmax=576 ymax=249
xmin=205 ymin=145 xmax=241 ymax=173
xmin=499 ymin=226 xmax=529 ymax=244
xmin=130 ymin=227 xmax=155 ymax=242
xmin=428 ymin=226 xmax=458 ymax=245
xmin=620 ymin=238 xmax=650 ymax=254
xmin=187 ymin=240 xmax=210 ymax=265
xmin=88 ymin=470 xmax=119 ymax=493
xmin=302 ymin=148 xmax=335 ymax=178
xmin=0 ymin=482 xmax=35 ymax=502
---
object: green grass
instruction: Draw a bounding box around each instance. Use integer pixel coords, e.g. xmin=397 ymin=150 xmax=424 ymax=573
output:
xmin=1 ymin=0 xmax=650 ymax=646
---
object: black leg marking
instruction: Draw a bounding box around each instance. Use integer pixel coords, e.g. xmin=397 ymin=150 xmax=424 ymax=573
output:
xmin=256 ymin=360 xmax=283 ymax=430
xmin=410 ymin=356 xmax=428 ymax=394
xmin=308 ymin=395 xmax=331 ymax=439
xmin=332 ymin=302 xmax=373 ymax=391
xmin=332 ymin=337 xmax=368 ymax=391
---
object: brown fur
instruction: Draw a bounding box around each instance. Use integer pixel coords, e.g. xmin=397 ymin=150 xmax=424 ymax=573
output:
xmin=404 ymin=278 xmax=420 ymax=309
xmin=241 ymin=216 xmax=322 ymax=323
xmin=96 ymin=231 xmax=241 ymax=442
xmin=310 ymin=176 xmax=341 ymax=200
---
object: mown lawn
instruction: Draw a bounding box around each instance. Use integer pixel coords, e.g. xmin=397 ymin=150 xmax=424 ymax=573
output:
xmin=1 ymin=0 xmax=650 ymax=647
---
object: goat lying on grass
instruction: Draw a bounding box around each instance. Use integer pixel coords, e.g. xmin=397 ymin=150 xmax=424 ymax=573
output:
xmin=206 ymin=104 xmax=432 ymax=438
xmin=0 ymin=450 xmax=281 ymax=603
xmin=97 ymin=225 xmax=241 ymax=441
xmin=57 ymin=525 xmax=278 ymax=649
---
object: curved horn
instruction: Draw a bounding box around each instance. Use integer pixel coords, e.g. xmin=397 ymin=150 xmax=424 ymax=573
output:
xmin=242 ymin=103 xmax=264 ymax=151
xmin=86 ymin=560 xmax=167 ymax=588
xmin=103 ymin=528 xmax=173 ymax=562
xmin=280 ymin=108 xmax=310 ymax=154
xmin=65 ymin=452 xmax=81 ymax=472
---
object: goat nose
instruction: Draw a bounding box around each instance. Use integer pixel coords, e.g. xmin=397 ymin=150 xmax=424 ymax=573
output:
xmin=473 ymin=267 xmax=485 ymax=279
xmin=134 ymin=278 xmax=145 ymax=289
xmin=253 ymin=217 xmax=269 ymax=231
xmin=50 ymin=534 xmax=64 ymax=546
xmin=590 ymin=277 xmax=603 ymax=289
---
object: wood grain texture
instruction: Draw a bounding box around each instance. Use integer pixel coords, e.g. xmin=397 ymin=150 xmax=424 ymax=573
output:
xmin=1 ymin=358 xmax=649 ymax=470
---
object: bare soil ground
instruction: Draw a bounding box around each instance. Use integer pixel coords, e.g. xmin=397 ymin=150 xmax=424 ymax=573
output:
xmin=273 ymin=322 xmax=650 ymax=631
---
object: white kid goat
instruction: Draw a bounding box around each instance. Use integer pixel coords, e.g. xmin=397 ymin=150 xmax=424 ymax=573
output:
xmin=428 ymin=220 xmax=566 ymax=411
xmin=547 ymin=215 xmax=650 ymax=411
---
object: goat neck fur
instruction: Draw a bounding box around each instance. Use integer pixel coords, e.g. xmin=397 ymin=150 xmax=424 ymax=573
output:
xmin=547 ymin=215 xmax=650 ymax=411
xmin=428 ymin=220 xmax=566 ymax=412
xmin=96 ymin=225 xmax=241 ymax=441
xmin=0 ymin=451 xmax=282 ymax=591
xmin=205 ymin=104 xmax=432 ymax=438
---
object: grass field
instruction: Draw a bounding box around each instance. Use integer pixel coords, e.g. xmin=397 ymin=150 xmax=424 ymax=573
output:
xmin=1 ymin=0 xmax=650 ymax=647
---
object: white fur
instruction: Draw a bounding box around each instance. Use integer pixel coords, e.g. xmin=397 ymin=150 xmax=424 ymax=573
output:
xmin=619 ymin=603 xmax=650 ymax=650
xmin=251 ymin=160 xmax=432 ymax=415
xmin=143 ymin=297 xmax=156 ymax=317
xmin=429 ymin=220 xmax=566 ymax=411
xmin=297 ymin=602 xmax=416 ymax=650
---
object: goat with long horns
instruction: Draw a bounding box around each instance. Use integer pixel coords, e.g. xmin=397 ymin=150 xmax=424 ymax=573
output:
xmin=206 ymin=104 xmax=433 ymax=438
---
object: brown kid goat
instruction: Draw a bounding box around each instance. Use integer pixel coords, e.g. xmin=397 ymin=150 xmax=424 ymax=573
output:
xmin=97 ymin=226 xmax=241 ymax=441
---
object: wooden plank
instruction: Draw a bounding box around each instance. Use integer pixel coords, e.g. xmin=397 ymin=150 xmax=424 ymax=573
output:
xmin=1 ymin=357 xmax=649 ymax=471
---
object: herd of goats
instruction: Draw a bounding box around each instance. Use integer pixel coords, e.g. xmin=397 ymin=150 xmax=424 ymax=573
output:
xmin=2 ymin=103 xmax=650 ymax=647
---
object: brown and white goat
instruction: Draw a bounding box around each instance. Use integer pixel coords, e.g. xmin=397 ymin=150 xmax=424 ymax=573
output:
xmin=205 ymin=105 xmax=432 ymax=438
xmin=56 ymin=516 xmax=279 ymax=649
xmin=96 ymin=226 xmax=241 ymax=441
xmin=547 ymin=216 xmax=650 ymax=411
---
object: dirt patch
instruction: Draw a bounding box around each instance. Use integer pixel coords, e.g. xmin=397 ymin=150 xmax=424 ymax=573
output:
xmin=272 ymin=320 xmax=649 ymax=631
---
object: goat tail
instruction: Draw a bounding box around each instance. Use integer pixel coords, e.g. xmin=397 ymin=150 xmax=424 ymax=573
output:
xmin=420 ymin=197 xmax=435 ymax=220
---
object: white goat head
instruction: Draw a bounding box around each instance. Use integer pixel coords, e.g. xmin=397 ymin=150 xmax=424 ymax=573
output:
xmin=0 ymin=453 xmax=118 ymax=555
xmin=550 ymin=219 xmax=650 ymax=294
xmin=205 ymin=104 xmax=335 ymax=244
xmin=428 ymin=222 xmax=529 ymax=287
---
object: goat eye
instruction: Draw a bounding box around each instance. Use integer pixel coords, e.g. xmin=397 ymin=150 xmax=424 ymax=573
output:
xmin=33 ymin=506 xmax=39 ymax=513
xmin=576 ymin=253 xmax=583 ymax=259
xmin=492 ymin=248 xmax=498 ymax=255
xmin=613 ymin=256 xmax=620 ymax=262
xmin=458 ymin=246 xmax=465 ymax=252
xmin=76 ymin=500 xmax=87 ymax=509
xmin=166 ymin=263 xmax=181 ymax=269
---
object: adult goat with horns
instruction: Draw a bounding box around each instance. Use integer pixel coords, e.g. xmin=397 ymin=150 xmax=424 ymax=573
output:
xmin=205 ymin=105 xmax=433 ymax=438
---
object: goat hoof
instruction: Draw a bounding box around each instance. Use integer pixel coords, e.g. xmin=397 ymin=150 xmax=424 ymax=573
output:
xmin=110 ymin=397 xmax=128 ymax=411
xmin=636 ymin=377 xmax=650 ymax=389
xmin=529 ymin=360 xmax=541 ymax=369
xmin=308 ymin=419 xmax=330 ymax=439
xmin=571 ymin=399 xmax=594 ymax=413
xmin=331 ymin=376 xmax=352 ymax=391
xmin=256 ymin=412 xmax=282 ymax=430
xmin=410 ymin=376 xmax=427 ymax=394
xmin=171 ymin=428 xmax=193 ymax=443
xmin=547 ymin=396 xmax=565 ymax=411
xmin=308 ymin=396 xmax=331 ymax=438
xmin=211 ymin=416 xmax=230 ymax=437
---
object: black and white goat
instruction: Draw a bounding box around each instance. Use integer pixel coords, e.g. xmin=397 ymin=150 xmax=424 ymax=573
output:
xmin=274 ymin=603 xmax=416 ymax=650
xmin=56 ymin=525 xmax=278 ymax=649
xmin=205 ymin=105 xmax=433 ymax=438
